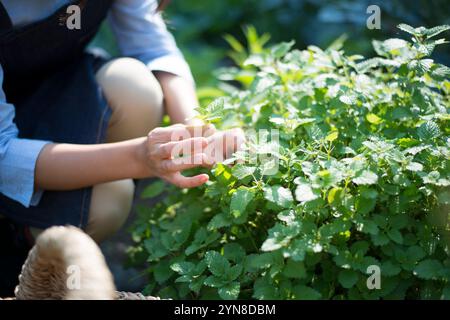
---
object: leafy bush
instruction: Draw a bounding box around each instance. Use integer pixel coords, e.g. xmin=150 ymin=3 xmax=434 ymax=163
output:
xmin=129 ymin=24 xmax=450 ymax=300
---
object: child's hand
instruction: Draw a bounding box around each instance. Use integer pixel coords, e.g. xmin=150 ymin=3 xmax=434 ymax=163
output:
xmin=142 ymin=124 xmax=215 ymax=188
xmin=205 ymin=128 xmax=246 ymax=164
xmin=140 ymin=124 xmax=245 ymax=188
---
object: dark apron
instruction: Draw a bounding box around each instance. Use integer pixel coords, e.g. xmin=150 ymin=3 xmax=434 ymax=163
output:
xmin=0 ymin=0 xmax=113 ymax=296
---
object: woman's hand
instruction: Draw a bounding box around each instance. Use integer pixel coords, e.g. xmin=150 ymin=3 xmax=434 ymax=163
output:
xmin=137 ymin=123 xmax=245 ymax=189
xmin=205 ymin=127 xmax=246 ymax=163
xmin=140 ymin=124 xmax=216 ymax=188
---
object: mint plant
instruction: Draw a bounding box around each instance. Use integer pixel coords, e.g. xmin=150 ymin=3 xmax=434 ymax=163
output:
xmin=129 ymin=24 xmax=450 ymax=300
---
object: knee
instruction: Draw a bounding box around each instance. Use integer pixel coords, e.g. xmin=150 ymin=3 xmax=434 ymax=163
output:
xmin=96 ymin=58 xmax=164 ymax=141
xmin=86 ymin=179 xmax=135 ymax=243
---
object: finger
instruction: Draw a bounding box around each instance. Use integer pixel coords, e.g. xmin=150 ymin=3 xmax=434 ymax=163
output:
xmin=160 ymin=153 xmax=213 ymax=172
xmin=158 ymin=137 xmax=208 ymax=158
xmin=166 ymin=172 xmax=209 ymax=188
xmin=202 ymin=123 xmax=217 ymax=137
xmin=224 ymin=128 xmax=246 ymax=155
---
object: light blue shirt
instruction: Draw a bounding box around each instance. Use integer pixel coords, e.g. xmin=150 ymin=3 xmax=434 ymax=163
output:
xmin=0 ymin=0 xmax=193 ymax=207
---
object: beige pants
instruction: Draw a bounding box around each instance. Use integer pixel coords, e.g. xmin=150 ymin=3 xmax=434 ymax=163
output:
xmin=32 ymin=58 xmax=164 ymax=243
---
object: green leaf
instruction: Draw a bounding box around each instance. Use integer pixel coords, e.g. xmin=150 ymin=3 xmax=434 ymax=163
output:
xmin=271 ymin=40 xmax=295 ymax=59
xmin=406 ymin=162 xmax=423 ymax=172
xmin=413 ymin=259 xmax=444 ymax=280
xmin=356 ymin=196 xmax=376 ymax=215
xmin=144 ymin=238 xmax=169 ymax=261
xmin=422 ymin=171 xmax=450 ymax=186
xmin=218 ymin=282 xmax=240 ymax=300
xmin=339 ymin=94 xmax=357 ymax=105
xmin=230 ymin=187 xmax=255 ymax=218
xmin=424 ymin=25 xmax=450 ymax=38
xmin=205 ymin=251 xmax=230 ymax=277
xmin=208 ymin=213 xmax=232 ymax=229
xmin=224 ymin=243 xmax=246 ymax=263
xmin=223 ymin=34 xmax=245 ymax=53
xmin=319 ymin=220 xmax=351 ymax=238
xmin=366 ymin=113 xmax=383 ymax=125
xmin=189 ymin=276 xmax=206 ymax=294
xmin=327 ymin=187 xmax=342 ymax=204
xmin=204 ymin=275 xmax=227 ymax=288
xmin=153 ymin=260 xmax=174 ymax=284
xmin=338 ymin=269 xmax=359 ymax=289
xmin=232 ymin=164 xmax=256 ymax=180
xmin=295 ymin=183 xmax=319 ymax=203
xmin=141 ymin=180 xmax=166 ymax=198
xmin=371 ymin=232 xmax=390 ymax=246
xmin=373 ymin=38 xmax=408 ymax=56
xmin=284 ymin=239 xmax=307 ymax=261
xmin=292 ymin=285 xmax=321 ymax=300
xmin=359 ymin=219 xmax=379 ymax=235
xmin=387 ymin=229 xmax=403 ymax=244
xmin=227 ymin=264 xmax=243 ymax=281
xmin=198 ymin=97 xmax=225 ymax=121
xmin=261 ymin=223 xmax=301 ymax=252
xmin=170 ymin=262 xmax=195 ymax=275
xmin=360 ymin=187 xmax=378 ymax=199
xmin=397 ymin=23 xmax=417 ymax=36
xmin=417 ymin=121 xmax=441 ymax=141
xmin=381 ymin=260 xmax=401 ymax=276
xmin=353 ymin=170 xmax=378 ymax=185
xmin=406 ymin=246 xmax=426 ymax=262
xmin=283 ymin=260 xmax=306 ymax=279
xmin=264 ymin=185 xmax=294 ymax=208
xmin=351 ymin=241 xmax=370 ymax=256
xmin=185 ymin=228 xmax=220 ymax=256
xmin=325 ymin=131 xmax=339 ymax=142
xmin=253 ymin=278 xmax=278 ymax=299
xmin=246 ymin=252 xmax=282 ymax=271
xmin=277 ymin=210 xmax=296 ymax=224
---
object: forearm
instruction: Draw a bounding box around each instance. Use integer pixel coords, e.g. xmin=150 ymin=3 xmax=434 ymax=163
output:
xmin=154 ymin=71 xmax=203 ymax=125
xmin=35 ymin=138 xmax=149 ymax=190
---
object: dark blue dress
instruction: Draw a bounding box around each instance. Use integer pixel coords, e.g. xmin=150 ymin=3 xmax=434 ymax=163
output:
xmin=0 ymin=0 xmax=113 ymax=295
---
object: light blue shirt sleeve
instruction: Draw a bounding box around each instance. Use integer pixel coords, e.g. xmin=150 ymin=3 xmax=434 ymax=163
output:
xmin=0 ymin=66 xmax=50 ymax=207
xmin=109 ymin=0 xmax=194 ymax=83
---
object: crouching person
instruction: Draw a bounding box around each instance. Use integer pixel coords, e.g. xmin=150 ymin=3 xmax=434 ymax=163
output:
xmin=0 ymin=0 xmax=244 ymax=297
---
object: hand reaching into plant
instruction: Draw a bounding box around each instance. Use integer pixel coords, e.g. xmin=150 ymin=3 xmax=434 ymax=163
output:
xmin=141 ymin=124 xmax=245 ymax=188
xmin=205 ymin=127 xmax=246 ymax=163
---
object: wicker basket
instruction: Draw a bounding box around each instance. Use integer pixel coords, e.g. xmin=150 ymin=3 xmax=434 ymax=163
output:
xmin=0 ymin=226 xmax=159 ymax=300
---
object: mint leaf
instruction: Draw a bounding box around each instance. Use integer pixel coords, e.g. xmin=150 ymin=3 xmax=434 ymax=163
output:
xmin=230 ymin=187 xmax=255 ymax=218
xmin=338 ymin=269 xmax=359 ymax=289
xmin=205 ymin=251 xmax=230 ymax=277
xmin=413 ymin=259 xmax=443 ymax=280
xmin=218 ymin=282 xmax=240 ymax=300
xmin=264 ymin=185 xmax=294 ymax=208
xmin=353 ymin=170 xmax=378 ymax=185
xmin=170 ymin=262 xmax=195 ymax=275
xmin=295 ymin=183 xmax=319 ymax=203
xmin=261 ymin=223 xmax=301 ymax=252
xmin=292 ymin=285 xmax=321 ymax=300
xmin=387 ymin=229 xmax=403 ymax=244
xmin=232 ymin=164 xmax=256 ymax=180
xmin=271 ymin=41 xmax=295 ymax=59
xmin=141 ymin=180 xmax=166 ymax=198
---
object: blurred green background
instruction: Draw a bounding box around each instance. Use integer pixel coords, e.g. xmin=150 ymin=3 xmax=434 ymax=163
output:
xmin=92 ymin=0 xmax=450 ymax=91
